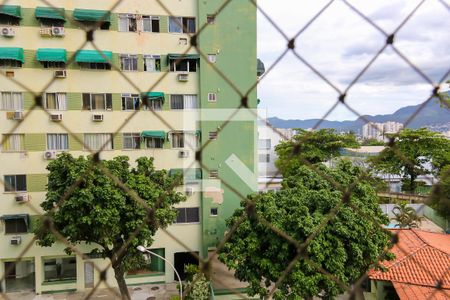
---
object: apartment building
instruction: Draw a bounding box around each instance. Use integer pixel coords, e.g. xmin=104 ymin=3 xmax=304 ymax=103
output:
xmin=362 ymin=121 xmax=403 ymax=142
xmin=0 ymin=0 xmax=257 ymax=294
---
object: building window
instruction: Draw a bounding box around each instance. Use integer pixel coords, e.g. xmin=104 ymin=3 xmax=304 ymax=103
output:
xmin=258 ymin=139 xmax=271 ymax=150
xmin=170 ymin=95 xmax=197 ymax=110
xmin=170 ymin=132 xmax=199 ymax=149
xmin=45 ymin=93 xmax=66 ymax=110
xmin=4 ymin=218 xmax=28 ymax=234
xmin=175 ymin=207 xmax=200 ymax=223
xmin=208 ymin=93 xmax=217 ymax=102
xmin=142 ymin=16 xmax=160 ymax=32
xmin=47 ymin=134 xmax=68 ymax=150
xmin=144 ymin=55 xmax=161 ymax=72
xmin=169 ymin=17 xmax=195 ymax=33
xmin=127 ymin=248 xmax=165 ymax=276
xmin=39 ymin=18 xmax=64 ymax=28
xmin=4 ymin=174 xmax=26 ymax=192
xmin=210 ymin=208 xmax=218 ymax=216
xmin=0 ymin=59 xmax=22 ymax=68
xmin=82 ymin=93 xmax=112 ymax=110
xmin=0 ymin=92 xmax=23 ymax=111
xmin=207 ymin=15 xmax=215 ymax=25
xmin=207 ymin=54 xmax=216 ymax=63
xmin=208 ymin=132 xmax=218 ymax=140
xmin=2 ymin=134 xmax=24 ymax=152
xmin=123 ymin=133 xmax=141 ymax=150
xmin=79 ymin=62 xmax=111 ymax=70
xmin=0 ymin=15 xmax=20 ymax=26
xmin=120 ymin=55 xmax=138 ymax=71
xmin=143 ymin=99 xmax=163 ymax=111
xmin=170 ymin=59 xmax=197 ymax=72
xmin=84 ymin=133 xmax=113 ymax=150
xmin=43 ymin=257 xmax=77 ymax=282
xmin=118 ymin=14 xmax=137 ymax=32
xmin=121 ymin=94 xmax=140 ymax=110
xmin=259 ymin=153 xmax=270 ymax=163
xmin=43 ymin=61 xmax=66 ymax=69
xmin=145 ymin=137 xmax=164 ymax=149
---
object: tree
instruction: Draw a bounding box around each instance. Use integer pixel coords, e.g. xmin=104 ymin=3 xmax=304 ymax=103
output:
xmin=275 ymin=129 xmax=359 ymax=175
xmin=392 ymin=202 xmax=424 ymax=228
xmin=34 ymin=153 xmax=185 ymax=299
xmin=428 ymin=166 xmax=450 ymax=219
xmin=368 ymin=128 xmax=450 ymax=193
xmin=183 ymin=264 xmax=210 ymax=300
xmin=361 ymin=138 xmax=385 ymax=146
xmin=219 ymin=161 xmax=392 ymax=299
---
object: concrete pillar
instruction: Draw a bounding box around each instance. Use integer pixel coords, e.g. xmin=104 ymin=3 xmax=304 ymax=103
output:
xmin=34 ymin=256 xmax=42 ymax=294
xmin=76 ymin=255 xmax=85 ymax=291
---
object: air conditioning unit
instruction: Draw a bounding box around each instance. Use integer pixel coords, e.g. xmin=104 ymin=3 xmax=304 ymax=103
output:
xmin=50 ymin=114 xmax=63 ymax=121
xmin=177 ymin=73 xmax=189 ymax=82
xmin=44 ymin=150 xmax=57 ymax=160
xmin=54 ymin=70 xmax=67 ymax=78
xmin=92 ymin=114 xmax=104 ymax=122
xmin=185 ymin=187 xmax=194 ymax=196
xmin=10 ymin=236 xmax=21 ymax=245
xmin=179 ymin=150 xmax=189 ymax=158
xmin=15 ymin=194 xmax=29 ymax=203
xmin=39 ymin=27 xmax=52 ymax=36
xmin=13 ymin=111 xmax=23 ymax=120
xmin=52 ymin=27 xmax=65 ymax=36
xmin=0 ymin=27 xmax=15 ymax=37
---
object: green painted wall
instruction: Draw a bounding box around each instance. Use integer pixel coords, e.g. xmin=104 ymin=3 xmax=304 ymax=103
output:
xmin=113 ymin=133 xmax=123 ymax=150
xmin=112 ymin=93 xmax=122 ymax=111
xmin=24 ymin=133 xmax=46 ymax=151
xmin=23 ymin=92 xmax=35 ymax=110
xmin=27 ymin=174 xmax=47 ymax=192
xmin=67 ymin=93 xmax=81 ymax=110
xmin=68 ymin=133 xmax=84 ymax=151
xmin=198 ymin=1 xmax=257 ymax=254
xmin=159 ymin=16 xmax=168 ymax=33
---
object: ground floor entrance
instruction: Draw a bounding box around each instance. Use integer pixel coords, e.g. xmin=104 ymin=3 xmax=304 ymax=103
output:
xmin=174 ymin=252 xmax=199 ymax=280
xmin=4 ymin=260 xmax=35 ymax=292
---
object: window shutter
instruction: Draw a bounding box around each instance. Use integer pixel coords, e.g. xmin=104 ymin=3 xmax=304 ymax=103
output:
xmin=82 ymin=94 xmax=90 ymax=110
xmin=106 ymin=94 xmax=112 ymax=110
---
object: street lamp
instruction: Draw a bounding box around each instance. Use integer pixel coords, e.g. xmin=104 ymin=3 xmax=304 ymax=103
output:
xmin=137 ymin=245 xmax=183 ymax=299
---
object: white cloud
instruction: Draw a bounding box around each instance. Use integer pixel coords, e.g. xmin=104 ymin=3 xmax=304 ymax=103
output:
xmin=257 ymin=0 xmax=450 ymax=120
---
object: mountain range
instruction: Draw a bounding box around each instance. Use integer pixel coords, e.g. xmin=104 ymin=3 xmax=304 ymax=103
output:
xmin=268 ymin=100 xmax=450 ymax=133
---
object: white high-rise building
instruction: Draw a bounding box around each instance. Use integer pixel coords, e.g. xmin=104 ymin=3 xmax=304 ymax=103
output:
xmin=362 ymin=122 xmax=404 ymax=141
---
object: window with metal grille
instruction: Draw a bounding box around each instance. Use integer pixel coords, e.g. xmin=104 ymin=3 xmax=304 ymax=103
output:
xmin=123 ymin=133 xmax=141 ymax=149
xmin=121 ymin=94 xmax=140 ymax=110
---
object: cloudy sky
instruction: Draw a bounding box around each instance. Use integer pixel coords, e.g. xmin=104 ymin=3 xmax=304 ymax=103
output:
xmin=257 ymin=0 xmax=450 ymax=120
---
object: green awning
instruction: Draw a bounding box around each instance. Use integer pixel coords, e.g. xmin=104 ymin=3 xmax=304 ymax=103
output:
xmin=73 ymin=9 xmax=111 ymax=23
xmin=257 ymin=59 xmax=265 ymax=76
xmin=35 ymin=7 xmax=65 ymax=21
xmin=141 ymin=92 xmax=165 ymax=103
xmin=75 ymin=50 xmax=112 ymax=63
xmin=0 ymin=47 xmax=24 ymax=62
xmin=0 ymin=214 xmax=29 ymax=226
xmin=0 ymin=5 xmax=21 ymax=18
xmin=36 ymin=48 xmax=67 ymax=62
xmin=141 ymin=131 xmax=166 ymax=140
xmin=169 ymin=168 xmax=202 ymax=180
xmin=167 ymin=54 xmax=200 ymax=61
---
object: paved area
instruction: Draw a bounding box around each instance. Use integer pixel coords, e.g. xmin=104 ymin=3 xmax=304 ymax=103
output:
xmin=2 ymin=283 xmax=180 ymax=300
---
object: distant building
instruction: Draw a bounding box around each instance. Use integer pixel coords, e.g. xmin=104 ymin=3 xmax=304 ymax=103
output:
xmin=362 ymin=122 xmax=403 ymax=141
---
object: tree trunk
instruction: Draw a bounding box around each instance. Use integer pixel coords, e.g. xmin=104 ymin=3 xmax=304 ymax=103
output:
xmin=409 ymin=173 xmax=417 ymax=194
xmin=112 ymin=263 xmax=130 ymax=300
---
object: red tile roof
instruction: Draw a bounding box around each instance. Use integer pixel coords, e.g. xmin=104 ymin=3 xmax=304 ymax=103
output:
xmin=393 ymin=282 xmax=450 ymax=300
xmin=369 ymin=229 xmax=450 ymax=299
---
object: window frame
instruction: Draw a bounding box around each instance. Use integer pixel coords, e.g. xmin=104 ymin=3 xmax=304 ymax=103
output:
xmin=142 ymin=15 xmax=160 ymax=33
xmin=175 ymin=207 xmax=200 ymax=224
xmin=0 ymin=91 xmax=23 ymax=111
xmin=143 ymin=55 xmax=161 ymax=72
xmin=4 ymin=174 xmax=26 ymax=192
xmin=82 ymin=93 xmax=112 ymax=111
xmin=170 ymin=94 xmax=198 ymax=110
xmin=170 ymin=132 xmax=185 ymax=149
xmin=168 ymin=16 xmax=196 ymax=34
xmin=45 ymin=92 xmax=67 ymax=110
xmin=0 ymin=59 xmax=22 ymax=68
xmin=42 ymin=61 xmax=66 ymax=69
xmin=83 ymin=133 xmax=114 ymax=151
xmin=79 ymin=62 xmax=111 ymax=70
xmin=43 ymin=257 xmax=77 ymax=282
xmin=120 ymin=54 xmax=138 ymax=72
xmin=47 ymin=133 xmax=69 ymax=151
xmin=145 ymin=137 xmax=164 ymax=149
xmin=122 ymin=133 xmax=141 ymax=150
xmin=2 ymin=134 xmax=24 ymax=152
xmin=170 ymin=58 xmax=197 ymax=72
xmin=4 ymin=218 xmax=28 ymax=234
xmin=121 ymin=93 xmax=140 ymax=111
xmin=118 ymin=14 xmax=137 ymax=32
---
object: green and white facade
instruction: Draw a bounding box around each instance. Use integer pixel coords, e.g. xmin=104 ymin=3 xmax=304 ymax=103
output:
xmin=0 ymin=0 xmax=257 ymax=294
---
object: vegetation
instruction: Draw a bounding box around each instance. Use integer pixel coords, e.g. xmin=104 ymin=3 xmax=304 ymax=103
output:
xmin=392 ymin=202 xmax=424 ymax=228
xmin=34 ymin=153 xmax=185 ymax=300
xmin=428 ymin=166 xmax=450 ymax=219
xmin=219 ymin=161 xmax=392 ymax=299
xmin=368 ymin=128 xmax=450 ymax=193
xmin=361 ymin=138 xmax=385 ymax=146
xmin=183 ymin=264 xmax=210 ymax=300
xmin=275 ymin=128 xmax=359 ymax=174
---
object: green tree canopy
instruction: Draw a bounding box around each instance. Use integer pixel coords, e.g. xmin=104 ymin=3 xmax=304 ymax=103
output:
xmin=391 ymin=202 xmax=424 ymax=228
xmin=275 ymin=129 xmax=359 ymax=175
xmin=368 ymin=128 xmax=450 ymax=193
xmin=428 ymin=166 xmax=450 ymax=219
xmin=219 ymin=161 xmax=392 ymax=299
xmin=34 ymin=153 xmax=185 ymax=299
